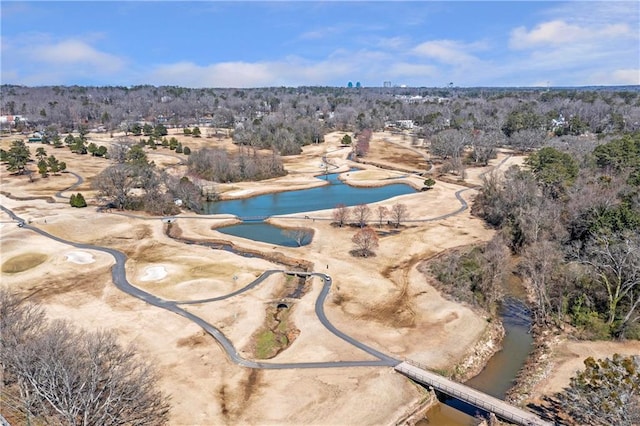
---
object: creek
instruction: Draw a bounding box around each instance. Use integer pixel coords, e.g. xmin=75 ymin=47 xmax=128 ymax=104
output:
xmin=421 ymin=296 xmax=534 ymax=425
xmin=203 ymin=171 xmax=534 ymax=423
xmin=204 ymin=171 xmax=416 ymax=246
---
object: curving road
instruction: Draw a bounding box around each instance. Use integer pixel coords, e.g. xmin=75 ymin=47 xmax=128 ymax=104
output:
xmin=1 ymin=204 xmax=397 ymax=369
xmin=1 ymin=152 xmax=514 ymax=370
xmin=54 ymin=171 xmax=84 ymax=199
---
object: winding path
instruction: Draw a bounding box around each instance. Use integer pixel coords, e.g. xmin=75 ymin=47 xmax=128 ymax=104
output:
xmin=0 ymin=150 xmax=515 ymax=368
xmin=54 ymin=171 xmax=84 ymax=199
xmin=1 ymin=204 xmax=397 ymax=369
xmin=0 ymin=149 xmax=551 ymax=425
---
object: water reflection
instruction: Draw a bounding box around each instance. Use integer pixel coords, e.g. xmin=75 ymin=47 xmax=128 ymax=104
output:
xmin=216 ymin=222 xmax=313 ymax=247
xmin=206 ymin=172 xmax=415 ymax=246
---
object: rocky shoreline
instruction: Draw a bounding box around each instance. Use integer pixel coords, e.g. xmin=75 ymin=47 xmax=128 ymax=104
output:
xmin=391 ymin=316 xmax=506 ymax=426
xmin=505 ymin=325 xmax=564 ymax=405
xmin=452 ymin=318 xmax=506 ymax=382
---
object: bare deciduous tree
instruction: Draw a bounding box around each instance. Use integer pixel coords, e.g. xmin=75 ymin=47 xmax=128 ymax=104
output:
xmin=351 ymin=227 xmax=379 ymax=257
xmin=390 ymin=203 xmax=409 ymax=228
xmin=355 ymin=128 xmax=371 ymax=157
xmin=165 ymin=175 xmax=203 ymax=212
xmin=469 ymin=130 xmax=502 ymax=165
xmin=0 ymin=291 xmax=171 ymax=426
xmin=353 ymin=203 xmax=371 ymax=228
xmin=108 ymin=138 xmax=134 ymax=164
xmin=0 ymin=290 xmax=46 ymax=388
xmin=430 ymin=129 xmax=467 ymax=160
xmin=478 ymin=235 xmax=509 ymax=310
xmin=578 ymin=232 xmax=640 ymax=336
xmin=283 ymin=228 xmax=313 ymax=247
xmin=508 ymin=129 xmax=547 ymax=152
xmin=376 ymin=205 xmax=388 ymax=227
xmin=187 ymin=147 xmax=284 ymax=182
xmin=92 ymin=164 xmax=135 ymax=209
xmin=521 ymin=240 xmax=565 ymax=324
xmin=332 ymin=203 xmax=351 ymax=227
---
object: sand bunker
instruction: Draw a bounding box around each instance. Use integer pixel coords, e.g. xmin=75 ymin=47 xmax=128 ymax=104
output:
xmin=65 ymin=251 xmax=95 ymax=264
xmin=226 ymin=189 xmax=253 ymax=197
xmin=140 ymin=266 xmax=168 ymax=281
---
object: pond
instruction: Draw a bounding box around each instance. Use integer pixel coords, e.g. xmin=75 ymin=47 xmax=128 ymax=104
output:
xmin=204 ymin=170 xmax=535 ymax=424
xmin=204 ymin=171 xmax=416 ymax=246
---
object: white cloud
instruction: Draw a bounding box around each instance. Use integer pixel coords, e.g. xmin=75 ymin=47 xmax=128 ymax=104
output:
xmin=611 ymin=69 xmax=640 ymax=85
xmin=148 ymin=61 xmax=276 ymax=88
xmin=589 ymin=69 xmax=640 ymax=85
xmin=30 ymin=39 xmax=125 ymax=73
xmin=510 ymin=20 xmax=633 ymax=49
xmin=375 ymin=36 xmax=408 ymax=50
xmin=2 ymin=34 xmax=127 ymax=85
xmin=299 ymin=26 xmax=342 ymax=40
xmin=411 ymin=40 xmax=484 ymax=65
xmin=501 ymin=3 xmax=639 ymax=87
xmin=146 ymin=55 xmax=358 ymax=88
xmin=541 ymin=1 xmax=639 ymax=29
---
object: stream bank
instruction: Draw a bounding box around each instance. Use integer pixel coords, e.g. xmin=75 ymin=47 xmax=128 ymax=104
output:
xmin=413 ymin=292 xmax=535 ymax=425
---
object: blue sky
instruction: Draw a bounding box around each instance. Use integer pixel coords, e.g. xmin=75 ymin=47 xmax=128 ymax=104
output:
xmin=1 ymin=1 xmax=638 ymax=88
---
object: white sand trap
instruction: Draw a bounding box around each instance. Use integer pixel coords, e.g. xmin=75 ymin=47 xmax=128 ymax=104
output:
xmin=65 ymin=251 xmax=95 ymax=264
xmin=140 ymin=266 xmax=167 ymax=281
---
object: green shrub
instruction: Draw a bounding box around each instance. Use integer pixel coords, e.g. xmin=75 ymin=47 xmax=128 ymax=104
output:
xmin=571 ymin=302 xmax=611 ymax=339
xmin=70 ymin=192 xmax=87 ymax=208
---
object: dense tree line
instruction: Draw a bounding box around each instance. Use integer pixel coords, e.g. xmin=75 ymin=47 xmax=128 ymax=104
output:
xmin=470 ymin=132 xmax=640 ymax=339
xmin=429 ymin=235 xmax=509 ymax=314
xmin=187 ymin=145 xmax=285 ymax=183
xmin=1 ymin=140 xmax=67 ymax=178
xmin=2 ymin=85 xmax=639 ymax=157
xmin=0 ymin=289 xmax=170 ymax=425
xmin=233 ymin=115 xmax=324 ymax=155
xmin=93 ymin=140 xmax=202 ymax=214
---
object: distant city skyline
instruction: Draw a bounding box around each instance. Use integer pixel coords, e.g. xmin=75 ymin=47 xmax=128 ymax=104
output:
xmin=1 ymin=1 xmax=638 ymax=88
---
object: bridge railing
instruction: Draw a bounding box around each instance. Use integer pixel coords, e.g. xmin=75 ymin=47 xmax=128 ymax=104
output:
xmin=397 ymin=361 xmax=546 ymax=426
xmin=238 ymin=216 xmax=270 ymax=221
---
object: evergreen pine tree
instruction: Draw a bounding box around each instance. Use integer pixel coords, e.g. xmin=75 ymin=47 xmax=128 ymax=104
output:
xmin=75 ymin=193 xmax=87 ymax=207
xmin=70 ymin=193 xmax=87 ymax=208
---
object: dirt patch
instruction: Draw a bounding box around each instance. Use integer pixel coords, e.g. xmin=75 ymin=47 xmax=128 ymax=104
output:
xmin=30 ymin=266 xmax=111 ymax=301
xmin=132 ymin=240 xmax=169 ymax=263
xmin=176 ymin=330 xmax=210 ymax=348
xmin=217 ymin=369 xmax=264 ymax=422
xmin=2 ymin=252 xmax=48 ymax=273
xmin=0 ymin=190 xmax=56 ymax=203
xmin=241 ymin=369 xmax=262 ymax=402
xmin=511 ymin=332 xmax=640 ymax=408
xmin=358 ymin=255 xmax=421 ymax=328
xmin=366 ymin=135 xmax=428 ymax=171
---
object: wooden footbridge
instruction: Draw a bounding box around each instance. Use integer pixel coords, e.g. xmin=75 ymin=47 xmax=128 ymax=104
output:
xmin=395 ymin=361 xmax=553 ymax=426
